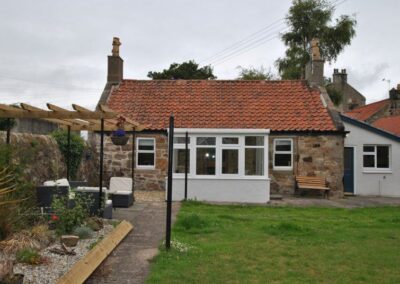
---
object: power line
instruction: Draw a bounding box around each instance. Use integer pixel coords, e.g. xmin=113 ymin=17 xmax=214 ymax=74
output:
xmin=200 ymin=0 xmax=347 ymax=66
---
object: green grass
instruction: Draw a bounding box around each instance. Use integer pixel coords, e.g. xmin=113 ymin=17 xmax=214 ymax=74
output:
xmin=147 ymin=202 xmax=400 ymax=284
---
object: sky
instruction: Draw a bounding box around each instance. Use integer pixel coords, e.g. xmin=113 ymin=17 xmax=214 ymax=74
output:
xmin=1 ymin=0 xmax=399 ymax=110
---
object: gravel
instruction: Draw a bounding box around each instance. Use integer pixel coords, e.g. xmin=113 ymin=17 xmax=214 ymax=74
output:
xmin=7 ymin=222 xmax=115 ymax=284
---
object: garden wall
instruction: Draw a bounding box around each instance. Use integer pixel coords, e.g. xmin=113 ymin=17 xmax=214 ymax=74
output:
xmin=0 ymin=131 xmax=98 ymax=186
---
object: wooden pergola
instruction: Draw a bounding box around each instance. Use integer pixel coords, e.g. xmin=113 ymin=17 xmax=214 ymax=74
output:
xmin=0 ymin=103 xmax=148 ymax=212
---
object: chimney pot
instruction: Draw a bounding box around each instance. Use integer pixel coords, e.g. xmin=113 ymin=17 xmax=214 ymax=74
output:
xmin=107 ymin=37 xmax=123 ymax=83
xmin=341 ymin=69 xmax=347 ymax=74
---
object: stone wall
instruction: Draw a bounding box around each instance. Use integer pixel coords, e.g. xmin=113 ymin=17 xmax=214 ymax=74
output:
xmin=0 ymin=131 xmax=99 ymax=186
xmin=93 ymin=132 xmax=167 ymax=191
xmin=269 ymin=134 xmax=344 ymax=198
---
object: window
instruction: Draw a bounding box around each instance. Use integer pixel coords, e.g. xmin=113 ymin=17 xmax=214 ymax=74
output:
xmin=173 ymin=136 xmax=190 ymax=174
xmin=245 ymin=136 xmax=264 ymax=176
xmin=137 ymin=138 xmax=155 ymax=168
xmin=196 ymin=137 xmax=216 ymax=175
xmin=221 ymin=136 xmax=239 ymax=174
xmin=273 ymin=139 xmax=293 ymax=170
xmin=363 ymin=145 xmax=390 ymax=170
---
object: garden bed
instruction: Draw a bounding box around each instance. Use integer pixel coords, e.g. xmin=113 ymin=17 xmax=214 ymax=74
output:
xmin=0 ymin=219 xmax=119 ymax=284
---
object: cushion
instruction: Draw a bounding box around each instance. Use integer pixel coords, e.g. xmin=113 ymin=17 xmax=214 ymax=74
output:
xmin=56 ymin=178 xmax=70 ymax=187
xmin=109 ymin=177 xmax=132 ymax=193
xmin=43 ymin=180 xmax=56 ymax=186
xmin=114 ymin=190 xmax=132 ymax=195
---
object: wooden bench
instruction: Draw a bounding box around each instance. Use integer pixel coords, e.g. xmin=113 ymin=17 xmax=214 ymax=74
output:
xmin=295 ymin=176 xmax=330 ymax=199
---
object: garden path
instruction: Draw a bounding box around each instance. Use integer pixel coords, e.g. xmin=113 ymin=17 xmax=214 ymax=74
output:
xmin=86 ymin=191 xmax=180 ymax=284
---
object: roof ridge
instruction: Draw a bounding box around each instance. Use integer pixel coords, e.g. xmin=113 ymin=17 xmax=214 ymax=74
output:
xmin=121 ymin=79 xmax=307 ymax=83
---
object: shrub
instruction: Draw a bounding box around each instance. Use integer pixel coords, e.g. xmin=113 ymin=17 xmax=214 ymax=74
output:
xmin=52 ymin=193 xmax=93 ymax=235
xmin=51 ymin=130 xmax=85 ymax=180
xmin=16 ymin=248 xmax=42 ymax=265
xmin=73 ymin=226 xmax=93 ymax=239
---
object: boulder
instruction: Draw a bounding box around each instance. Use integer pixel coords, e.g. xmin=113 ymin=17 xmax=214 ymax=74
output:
xmin=61 ymin=235 xmax=79 ymax=247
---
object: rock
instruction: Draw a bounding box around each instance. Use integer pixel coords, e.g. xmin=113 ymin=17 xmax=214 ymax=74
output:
xmin=0 ymin=260 xmax=13 ymax=280
xmin=61 ymin=235 xmax=79 ymax=247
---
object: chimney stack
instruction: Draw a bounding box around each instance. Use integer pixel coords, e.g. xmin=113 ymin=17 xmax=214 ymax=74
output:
xmin=332 ymin=68 xmax=348 ymax=85
xmin=305 ymin=38 xmax=324 ymax=86
xmin=107 ymin=37 xmax=123 ymax=84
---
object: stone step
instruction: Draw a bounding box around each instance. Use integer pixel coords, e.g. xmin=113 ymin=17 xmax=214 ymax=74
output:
xmin=270 ymin=194 xmax=283 ymax=200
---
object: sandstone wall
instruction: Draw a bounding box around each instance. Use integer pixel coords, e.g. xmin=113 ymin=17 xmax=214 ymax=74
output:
xmin=0 ymin=131 xmax=99 ymax=186
xmin=269 ymin=134 xmax=344 ymax=198
xmin=93 ymin=132 xmax=167 ymax=191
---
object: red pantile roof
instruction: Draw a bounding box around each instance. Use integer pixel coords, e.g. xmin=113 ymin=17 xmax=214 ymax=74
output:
xmin=345 ymin=99 xmax=389 ymax=121
xmin=107 ymin=80 xmax=339 ymax=132
xmin=372 ymin=115 xmax=400 ymax=136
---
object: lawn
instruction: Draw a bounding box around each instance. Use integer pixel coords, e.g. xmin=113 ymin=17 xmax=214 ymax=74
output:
xmin=147 ymin=202 xmax=400 ymax=284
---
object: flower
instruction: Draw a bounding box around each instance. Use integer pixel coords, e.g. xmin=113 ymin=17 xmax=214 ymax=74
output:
xmin=51 ymin=214 xmax=59 ymax=221
xmin=113 ymin=129 xmax=126 ymax=137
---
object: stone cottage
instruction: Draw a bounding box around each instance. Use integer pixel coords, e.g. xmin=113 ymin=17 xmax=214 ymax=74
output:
xmin=97 ymin=38 xmax=346 ymax=202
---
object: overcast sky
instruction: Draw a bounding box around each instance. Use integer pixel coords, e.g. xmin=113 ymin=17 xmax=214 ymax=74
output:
xmin=1 ymin=0 xmax=399 ymax=109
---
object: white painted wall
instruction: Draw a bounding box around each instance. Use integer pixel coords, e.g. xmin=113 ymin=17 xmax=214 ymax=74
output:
xmin=168 ymin=177 xmax=270 ymax=203
xmin=344 ymin=121 xmax=400 ymax=197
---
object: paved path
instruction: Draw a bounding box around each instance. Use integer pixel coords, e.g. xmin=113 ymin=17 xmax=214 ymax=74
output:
xmin=87 ymin=192 xmax=180 ymax=284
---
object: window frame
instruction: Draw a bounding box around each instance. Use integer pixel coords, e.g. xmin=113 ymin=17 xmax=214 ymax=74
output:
xmin=172 ymin=132 xmax=268 ymax=179
xmin=362 ymin=144 xmax=391 ymax=172
xmin=136 ymin=137 xmax=156 ymax=169
xmin=172 ymin=135 xmax=191 ymax=175
xmin=273 ymin=138 xmax=293 ymax=171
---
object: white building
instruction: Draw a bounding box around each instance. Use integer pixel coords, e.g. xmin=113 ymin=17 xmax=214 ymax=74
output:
xmin=342 ymin=114 xmax=400 ymax=197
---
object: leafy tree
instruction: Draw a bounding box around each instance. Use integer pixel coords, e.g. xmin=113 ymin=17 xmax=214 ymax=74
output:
xmin=147 ymin=60 xmax=216 ymax=80
xmin=52 ymin=130 xmax=85 ymax=180
xmin=276 ymin=0 xmax=356 ymax=79
xmin=236 ymin=66 xmax=276 ymax=80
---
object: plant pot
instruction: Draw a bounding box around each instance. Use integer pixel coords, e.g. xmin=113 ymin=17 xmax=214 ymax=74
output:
xmin=111 ymin=136 xmax=129 ymax=146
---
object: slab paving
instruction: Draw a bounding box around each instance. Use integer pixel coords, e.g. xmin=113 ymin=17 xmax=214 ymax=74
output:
xmin=86 ymin=191 xmax=179 ymax=284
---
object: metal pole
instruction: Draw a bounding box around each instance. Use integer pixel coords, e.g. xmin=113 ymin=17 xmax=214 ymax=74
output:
xmin=99 ymin=118 xmax=104 ymax=216
xmin=131 ymin=132 xmax=136 ymax=202
xmin=6 ymin=118 xmax=11 ymax=145
xmin=166 ymin=114 xmax=174 ymax=250
xmin=67 ymin=126 xmax=71 ymax=180
xmin=184 ymin=131 xmax=188 ymax=201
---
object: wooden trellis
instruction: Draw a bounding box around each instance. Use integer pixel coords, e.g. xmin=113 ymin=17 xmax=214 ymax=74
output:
xmin=0 ymin=103 xmax=148 ymax=213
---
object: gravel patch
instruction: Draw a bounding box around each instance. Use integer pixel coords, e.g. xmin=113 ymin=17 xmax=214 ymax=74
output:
xmin=4 ymin=222 xmax=116 ymax=284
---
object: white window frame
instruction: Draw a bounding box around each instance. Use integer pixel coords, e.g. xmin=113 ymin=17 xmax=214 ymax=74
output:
xmin=136 ymin=138 xmax=156 ymax=169
xmin=172 ymin=135 xmax=191 ymax=176
xmin=195 ymin=136 xmax=217 ymax=176
xmin=362 ymin=144 xmax=391 ymax=172
xmin=220 ymin=136 xmax=241 ymax=176
xmin=244 ymin=135 xmax=266 ymax=177
xmin=273 ymin=138 xmax=293 ymax=171
xmin=171 ymin=129 xmax=269 ymax=180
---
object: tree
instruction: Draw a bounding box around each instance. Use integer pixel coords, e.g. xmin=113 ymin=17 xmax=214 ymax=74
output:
xmin=276 ymin=0 xmax=356 ymax=79
xmin=147 ymin=60 xmax=216 ymax=80
xmin=236 ymin=66 xmax=276 ymax=80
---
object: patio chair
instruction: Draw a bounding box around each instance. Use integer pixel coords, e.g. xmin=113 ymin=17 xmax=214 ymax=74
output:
xmin=109 ymin=177 xmax=133 ymax=208
xmin=36 ymin=185 xmax=69 ymax=211
xmin=75 ymin=187 xmax=108 ymax=216
xmin=69 ymin=180 xmax=89 ymax=188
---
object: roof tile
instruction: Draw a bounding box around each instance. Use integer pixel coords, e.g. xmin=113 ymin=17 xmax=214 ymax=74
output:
xmin=107 ymin=80 xmax=338 ymax=132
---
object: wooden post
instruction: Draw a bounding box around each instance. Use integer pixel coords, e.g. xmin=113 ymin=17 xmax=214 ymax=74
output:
xmin=184 ymin=131 xmax=188 ymax=201
xmin=131 ymin=132 xmax=136 ymax=202
xmin=99 ymin=118 xmax=104 ymax=216
xmin=6 ymin=118 xmax=11 ymax=145
xmin=166 ymin=114 xmax=174 ymax=250
xmin=66 ymin=126 xmax=71 ymax=180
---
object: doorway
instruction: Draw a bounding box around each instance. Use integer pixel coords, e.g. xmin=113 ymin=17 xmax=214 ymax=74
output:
xmin=344 ymin=147 xmax=355 ymax=194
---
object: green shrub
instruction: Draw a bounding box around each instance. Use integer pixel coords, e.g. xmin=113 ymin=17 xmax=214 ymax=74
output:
xmin=73 ymin=226 xmax=93 ymax=239
xmin=52 ymin=193 xmax=92 ymax=235
xmin=51 ymin=130 xmax=85 ymax=180
xmin=16 ymin=248 xmax=42 ymax=265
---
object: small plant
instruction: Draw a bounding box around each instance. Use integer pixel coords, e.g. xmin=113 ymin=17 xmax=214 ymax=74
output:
xmin=51 ymin=193 xmax=92 ymax=235
xmin=87 ymin=236 xmax=103 ymax=250
xmin=73 ymin=226 xmax=93 ymax=239
xmin=85 ymin=217 xmax=103 ymax=231
xmin=109 ymin=220 xmax=121 ymax=228
xmin=16 ymin=248 xmax=42 ymax=265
